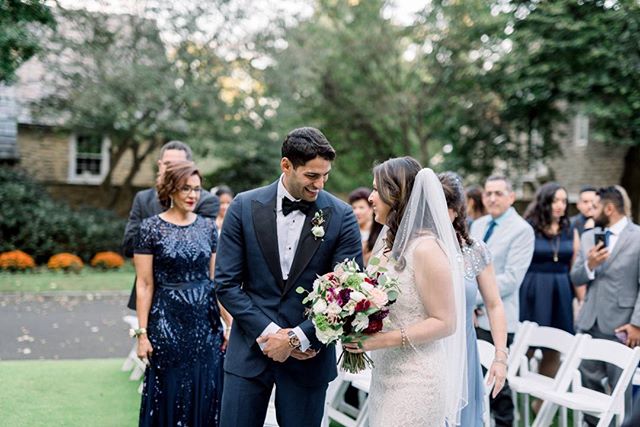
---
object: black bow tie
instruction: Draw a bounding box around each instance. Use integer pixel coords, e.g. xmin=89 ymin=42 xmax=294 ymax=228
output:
xmin=282 ymin=197 xmax=313 ymax=216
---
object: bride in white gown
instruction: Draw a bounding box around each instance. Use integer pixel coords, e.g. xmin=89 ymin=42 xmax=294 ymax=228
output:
xmin=343 ymin=157 xmax=468 ymax=426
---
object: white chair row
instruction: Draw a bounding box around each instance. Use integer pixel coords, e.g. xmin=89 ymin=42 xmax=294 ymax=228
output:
xmin=121 ymin=315 xmax=146 ymax=394
xmin=507 ymin=321 xmax=640 ymax=427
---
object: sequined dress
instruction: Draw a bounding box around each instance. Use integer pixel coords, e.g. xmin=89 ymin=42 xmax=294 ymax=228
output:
xmin=460 ymin=240 xmax=492 ymax=427
xmin=368 ymin=238 xmax=447 ymax=426
xmin=135 ymin=215 xmax=224 ymax=427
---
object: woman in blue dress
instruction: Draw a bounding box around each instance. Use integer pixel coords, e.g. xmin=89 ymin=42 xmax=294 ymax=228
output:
xmin=440 ymin=172 xmax=509 ymax=426
xmin=520 ymin=182 xmax=578 ymax=379
xmin=134 ymin=161 xmax=232 ymax=427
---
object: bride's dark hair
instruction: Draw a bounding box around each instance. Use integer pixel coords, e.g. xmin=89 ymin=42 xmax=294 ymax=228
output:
xmin=373 ymin=156 xmax=422 ymax=252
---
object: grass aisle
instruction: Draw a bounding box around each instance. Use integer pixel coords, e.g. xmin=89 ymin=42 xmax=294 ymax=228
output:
xmin=0 ymin=359 xmax=139 ymax=426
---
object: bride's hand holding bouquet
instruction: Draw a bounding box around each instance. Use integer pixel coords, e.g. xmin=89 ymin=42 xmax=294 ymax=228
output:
xmin=297 ymin=258 xmax=399 ymax=373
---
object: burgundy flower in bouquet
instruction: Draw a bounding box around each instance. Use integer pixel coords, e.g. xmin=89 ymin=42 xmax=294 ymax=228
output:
xmin=297 ymin=258 xmax=399 ymax=373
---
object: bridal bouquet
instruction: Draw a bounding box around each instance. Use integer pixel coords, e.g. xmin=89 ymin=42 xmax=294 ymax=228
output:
xmin=297 ymin=258 xmax=400 ymax=373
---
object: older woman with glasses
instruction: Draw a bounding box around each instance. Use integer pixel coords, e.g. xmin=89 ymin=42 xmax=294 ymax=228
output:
xmin=134 ymin=161 xmax=232 ymax=427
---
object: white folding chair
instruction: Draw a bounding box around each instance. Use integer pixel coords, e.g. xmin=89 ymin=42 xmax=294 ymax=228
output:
xmin=121 ymin=315 xmax=139 ymax=372
xmin=532 ymin=337 xmax=640 ymax=427
xmin=264 ymin=388 xmax=279 ymax=427
xmin=477 ymin=338 xmax=496 ymax=427
xmin=508 ymin=323 xmax=586 ymax=427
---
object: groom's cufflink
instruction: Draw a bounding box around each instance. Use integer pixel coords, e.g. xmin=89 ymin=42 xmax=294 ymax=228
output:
xmin=287 ymin=330 xmax=301 ymax=349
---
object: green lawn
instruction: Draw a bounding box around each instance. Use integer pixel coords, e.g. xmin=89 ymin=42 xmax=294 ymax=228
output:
xmin=0 ymin=359 xmax=140 ymax=427
xmin=0 ymin=266 xmax=134 ymax=292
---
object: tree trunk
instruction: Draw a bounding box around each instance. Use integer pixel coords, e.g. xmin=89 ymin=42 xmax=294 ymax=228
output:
xmin=620 ymin=144 xmax=640 ymax=223
xmin=107 ymin=140 xmax=159 ymax=209
xmin=100 ymin=140 xmax=129 ymax=196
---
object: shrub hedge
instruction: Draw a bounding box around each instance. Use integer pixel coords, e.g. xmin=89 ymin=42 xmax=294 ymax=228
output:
xmin=0 ymin=166 xmax=126 ymax=263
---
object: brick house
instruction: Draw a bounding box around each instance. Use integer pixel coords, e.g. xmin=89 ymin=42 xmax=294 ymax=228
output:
xmin=0 ymin=15 xmax=159 ymax=217
xmin=515 ymin=114 xmax=631 ymax=220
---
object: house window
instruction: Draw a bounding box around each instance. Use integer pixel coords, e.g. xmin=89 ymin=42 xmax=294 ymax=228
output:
xmin=574 ymin=113 xmax=589 ymax=147
xmin=68 ymin=134 xmax=110 ymax=184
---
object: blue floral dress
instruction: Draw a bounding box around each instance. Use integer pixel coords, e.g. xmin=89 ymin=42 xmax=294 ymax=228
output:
xmin=135 ymin=215 xmax=224 ymax=427
xmin=460 ymin=239 xmax=492 ymax=427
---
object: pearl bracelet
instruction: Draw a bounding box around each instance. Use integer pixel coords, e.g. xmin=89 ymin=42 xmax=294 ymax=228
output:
xmin=400 ymin=327 xmax=408 ymax=348
xmin=493 ymin=358 xmax=508 ymax=367
xmin=495 ymin=347 xmax=509 ymax=357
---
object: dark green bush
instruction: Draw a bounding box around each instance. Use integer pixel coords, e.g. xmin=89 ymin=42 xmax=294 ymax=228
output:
xmin=0 ymin=166 xmax=125 ymax=263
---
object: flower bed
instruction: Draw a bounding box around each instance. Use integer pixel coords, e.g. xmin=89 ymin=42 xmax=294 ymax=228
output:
xmin=47 ymin=253 xmax=84 ymax=272
xmin=90 ymin=251 xmax=125 ymax=270
xmin=0 ymin=250 xmax=36 ymax=272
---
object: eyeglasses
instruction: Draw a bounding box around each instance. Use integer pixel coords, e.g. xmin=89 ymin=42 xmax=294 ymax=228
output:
xmin=179 ymin=186 xmax=202 ymax=195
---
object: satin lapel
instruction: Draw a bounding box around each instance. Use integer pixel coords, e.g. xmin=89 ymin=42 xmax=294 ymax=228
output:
xmin=252 ymin=197 xmax=285 ymax=289
xmin=284 ymin=206 xmax=333 ymax=295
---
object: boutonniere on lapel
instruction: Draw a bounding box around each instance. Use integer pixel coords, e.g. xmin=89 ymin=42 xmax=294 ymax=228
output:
xmin=311 ymin=210 xmax=326 ymax=240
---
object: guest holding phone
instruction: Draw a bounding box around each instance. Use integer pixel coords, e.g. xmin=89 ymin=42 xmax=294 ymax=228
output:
xmin=571 ymin=186 xmax=640 ymax=427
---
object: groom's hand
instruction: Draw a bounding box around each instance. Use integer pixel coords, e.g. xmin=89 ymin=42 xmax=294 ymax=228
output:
xmin=290 ymin=348 xmax=317 ymax=360
xmin=258 ymin=329 xmax=293 ymax=362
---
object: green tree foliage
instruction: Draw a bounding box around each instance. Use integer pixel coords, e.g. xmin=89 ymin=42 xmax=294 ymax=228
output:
xmin=260 ymin=0 xmax=510 ymax=192
xmin=32 ymin=3 xmax=282 ymax=200
xmin=495 ymin=0 xmax=640 ymax=218
xmin=0 ymin=0 xmax=55 ymax=83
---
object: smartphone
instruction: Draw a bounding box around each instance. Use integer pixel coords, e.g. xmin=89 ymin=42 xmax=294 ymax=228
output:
xmin=594 ymin=233 xmax=607 ymax=248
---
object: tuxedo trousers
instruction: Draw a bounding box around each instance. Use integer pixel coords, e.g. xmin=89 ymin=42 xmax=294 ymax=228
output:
xmin=220 ymin=364 xmax=328 ymax=427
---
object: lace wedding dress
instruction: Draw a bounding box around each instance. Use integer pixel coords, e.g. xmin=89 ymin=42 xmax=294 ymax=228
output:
xmin=368 ymin=238 xmax=447 ymax=426
xmin=366 ymin=168 xmax=467 ymax=426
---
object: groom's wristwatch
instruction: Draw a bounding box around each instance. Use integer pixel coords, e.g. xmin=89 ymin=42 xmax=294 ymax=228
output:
xmin=287 ymin=330 xmax=301 ymax=349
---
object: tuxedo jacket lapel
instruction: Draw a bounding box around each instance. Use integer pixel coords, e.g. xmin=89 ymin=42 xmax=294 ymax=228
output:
xmin=252 ymin=194 xmax=285 ymax=290
xmin=284 ymin=206 xmax=332 ymax=295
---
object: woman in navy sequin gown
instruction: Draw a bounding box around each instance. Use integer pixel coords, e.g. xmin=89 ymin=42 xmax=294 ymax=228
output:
xmin=520 ymin=182 xmax=579 ymax=378
xmin=134 ymin=161 xmax=231 ymax=427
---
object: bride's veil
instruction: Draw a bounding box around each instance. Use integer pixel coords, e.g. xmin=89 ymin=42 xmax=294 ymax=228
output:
xmin=390 ymin=168 xmax=468 ymax=425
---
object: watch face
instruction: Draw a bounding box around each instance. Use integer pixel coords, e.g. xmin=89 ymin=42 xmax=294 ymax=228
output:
xmin=288 ymin=332 xmax=300 ymax=348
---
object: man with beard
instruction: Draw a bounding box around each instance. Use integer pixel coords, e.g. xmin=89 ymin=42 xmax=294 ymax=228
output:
xmin=571 ymin=186 xmax=640 ymax=426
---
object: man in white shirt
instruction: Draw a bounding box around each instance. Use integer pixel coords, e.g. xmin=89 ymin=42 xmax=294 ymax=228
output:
xmin=571 ymin=186 xmax=640 ymax=426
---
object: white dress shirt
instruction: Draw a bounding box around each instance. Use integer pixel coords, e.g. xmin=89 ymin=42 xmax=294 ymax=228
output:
xmin=258 ymin=175 xmax=311 ymax=351
xmin=585 ymin=216 xmax=629 ymax=279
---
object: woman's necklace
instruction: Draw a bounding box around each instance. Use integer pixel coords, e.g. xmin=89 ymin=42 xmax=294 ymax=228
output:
xmin=550 ymin=233 xmax=561 ymax=262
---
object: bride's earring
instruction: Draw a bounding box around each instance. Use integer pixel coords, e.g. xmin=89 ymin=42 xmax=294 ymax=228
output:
xmin=170 ymin=198 xmax=174 ymax=208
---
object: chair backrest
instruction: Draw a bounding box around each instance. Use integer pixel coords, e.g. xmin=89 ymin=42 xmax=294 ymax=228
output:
xmin=526 ymin=325 xmax=576 ymax=354
xmin=507 ymin=321 xmax=535 ymax=377
xmin=509 ymin=322 xmax=586 ymax=386
xmin=556 ymin=337 xmax=640 ymax=426
xmin=477 ymin=339 xmax=495 ymax=371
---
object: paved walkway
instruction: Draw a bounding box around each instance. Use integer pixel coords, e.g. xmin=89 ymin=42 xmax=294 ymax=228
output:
xmin=0 ymin=292 xmax=133 ymax=361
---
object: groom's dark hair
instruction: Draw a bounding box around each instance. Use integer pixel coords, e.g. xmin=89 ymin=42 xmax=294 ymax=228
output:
xmin=282 ymin=127 xmax=336 ymax=168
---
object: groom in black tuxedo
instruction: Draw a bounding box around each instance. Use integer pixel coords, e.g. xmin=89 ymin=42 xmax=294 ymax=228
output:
xmin=215 ymin=127 xmax=363 ymax=427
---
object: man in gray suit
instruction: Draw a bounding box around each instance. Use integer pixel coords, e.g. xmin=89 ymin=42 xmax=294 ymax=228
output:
xmin=471 ymin=175 xmax=535 ymax=427
xmin=121 ymin=140 xmax=219 ymax=309
xmin=572 ymin=186 xmax=640 ymax=426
